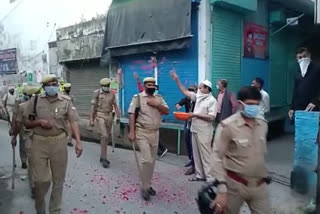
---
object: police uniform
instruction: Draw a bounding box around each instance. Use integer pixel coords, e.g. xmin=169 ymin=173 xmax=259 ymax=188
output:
xmin=12 ymin=87 xmax=30 ymax=167
xmin=24 ymin=75 xmax=79 ymax=214
xmin=15 ymin=86 xmax=40 ymax=193
xmin=128 ymin=77 xmax=168 ymax=195
xmin=211 ymin=112 xmax=270 ymax=214
xmin=91 ymin=78 xmax=116 ymax=166
xmin=63 ymin=83 xmax=74 ymax=146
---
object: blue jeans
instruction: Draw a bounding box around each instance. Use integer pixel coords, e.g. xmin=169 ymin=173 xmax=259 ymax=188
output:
xmin=184 ymin=122 xmax=193 ymax=165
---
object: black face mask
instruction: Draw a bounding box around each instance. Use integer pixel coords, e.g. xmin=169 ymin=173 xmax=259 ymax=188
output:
xmin=146 ymin=87 xmax=156 ymax=95
xmin=65 ymin=90 xmax=70 ymax=94
xmin=9 ymin=90 xmax=14 ymax=95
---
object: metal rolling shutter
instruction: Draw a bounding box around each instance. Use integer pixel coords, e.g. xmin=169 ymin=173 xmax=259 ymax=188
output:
xmin=211 ymin=7 xmax=242 ymax=93
xmin=68 ymin=63 xmax=108 ymax=118
xmin=120 ymin=8 xmax=198 ymax=122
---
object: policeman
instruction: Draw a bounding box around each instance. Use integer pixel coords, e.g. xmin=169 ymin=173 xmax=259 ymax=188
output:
xmin=63 ymin=83 xmax=74 ymax=147
xmin=11 ymin=85 xmax=41 ymax=197
xmin=24 ymin=74 xmax=83 ymax=214
xmin=90 ymin=78 xmax=120 ymax=168
xmin=3 ymin=85 xmax=17 ymax=122
xmin=210 ymin=86 xmax=270 ymax=214
xmin=128 ymin=77 xmax=169 ymax=201
xmin=10 ymin=86 xmax=31 ymax=169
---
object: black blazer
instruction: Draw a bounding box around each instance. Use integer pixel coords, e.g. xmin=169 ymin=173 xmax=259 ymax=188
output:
xmin=291 ymin=61 xmax=320 ymax=111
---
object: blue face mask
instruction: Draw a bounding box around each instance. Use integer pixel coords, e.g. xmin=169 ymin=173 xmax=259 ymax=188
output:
xmin=45 ymin=86 xmax=60 ymax=96
xmin=102 ymin=87 xmax=110 ymax=93
xmin=242 ymin=103 xmax=259 ymax=118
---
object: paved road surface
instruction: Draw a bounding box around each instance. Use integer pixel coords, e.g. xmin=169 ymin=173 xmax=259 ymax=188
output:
xmin=0 ymin=120 xmax=310 ymax=214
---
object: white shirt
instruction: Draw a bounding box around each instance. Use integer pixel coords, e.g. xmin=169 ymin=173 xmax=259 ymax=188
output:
xmin=258 ymin=89 xmax=270 ymax=119
xmin=2 ymin=92 xmax=17 ymax=106
xmin=189 ymin=92 xmax=217 ymax=133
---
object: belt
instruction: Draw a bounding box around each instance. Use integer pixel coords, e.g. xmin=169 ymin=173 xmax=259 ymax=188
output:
xmin=33 ymin=132 xmax=67 ymax=141
xmin=226 ymin=170 xmax=265 ymax=187
xmin=135 ymin=126 xmax=158 ymax=133
xmin=96 ymin=112 xmax=112 ymax=117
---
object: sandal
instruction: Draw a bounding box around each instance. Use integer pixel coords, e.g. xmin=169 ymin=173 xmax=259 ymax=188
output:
xmin=188 ymin=177 xmax=206 ymax=182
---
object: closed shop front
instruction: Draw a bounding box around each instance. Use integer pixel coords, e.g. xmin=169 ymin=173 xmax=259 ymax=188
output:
xmin=211 ymin=6 xmax=243 ymax=93
xmin=66 ymin=60 xmax=108 ymax=118
xmin=118 ymin=5 xmax=199 ymax=122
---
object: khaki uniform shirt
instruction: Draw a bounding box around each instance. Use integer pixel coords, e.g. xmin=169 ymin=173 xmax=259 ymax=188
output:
xmin=211 ymin=112 xmax=268 ymax=190
xmin=24 ymin=93 xmax=78 ymax=137
xmin=91 ymin=89 xmax=115 ymax=114
xmin=190 ymin=92 xmax=217 ymax=133
xmin=128 ymin=91 xmax=168 ymax=130
xmin=63 ymin=92 xmax=74 ymax=103
xmin=13 ymin=97 xmax=27 ymax=115
xmin=16 ymin=100 xmax=32 ymax=137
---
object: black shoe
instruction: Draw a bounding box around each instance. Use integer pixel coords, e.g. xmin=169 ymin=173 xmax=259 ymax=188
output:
xmin=67 ymin=142 xmax=73 ymax=147
xmin=141 ymin=189 xmax=150 ymax=201
xmin=101 ymin=159 xmax=110 ymax=168
xmin=159 ymin=148 xmax=168 ymax=158
xmin=184 ymin=160 xmax=193 ymax=168
xmin=148 ymin=187 xmax=156 ymax=196
xmin=184 ymin=166 xmax=195 ymax=176
xmin=22 ymin=162 xmax=28 ymax=169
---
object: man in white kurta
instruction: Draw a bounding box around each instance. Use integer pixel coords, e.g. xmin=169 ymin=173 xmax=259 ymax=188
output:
xmin=171 ymin=71 xmax=217 ymax=181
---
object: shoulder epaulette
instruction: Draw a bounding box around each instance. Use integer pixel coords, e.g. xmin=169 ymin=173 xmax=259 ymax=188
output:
xmin=60 ymin=94 xmax=71 ymax=101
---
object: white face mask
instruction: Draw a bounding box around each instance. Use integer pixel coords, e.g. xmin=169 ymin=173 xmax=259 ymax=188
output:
xmin=298 ymin=57 xmax=311 ymax=77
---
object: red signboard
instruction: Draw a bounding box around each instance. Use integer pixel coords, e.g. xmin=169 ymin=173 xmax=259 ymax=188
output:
xmin=243 ymin=23 xmax=268 ymax=59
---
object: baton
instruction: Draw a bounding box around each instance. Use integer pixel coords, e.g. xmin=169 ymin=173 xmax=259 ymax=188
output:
xmin=131 ymin=141 xmax=143 ymax=182
xmin=11 ymin=142 xmax=16 ymax=190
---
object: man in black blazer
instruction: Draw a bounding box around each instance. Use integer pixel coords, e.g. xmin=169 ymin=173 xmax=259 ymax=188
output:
xmin=289 ymin=47 xmax=320 ymax=120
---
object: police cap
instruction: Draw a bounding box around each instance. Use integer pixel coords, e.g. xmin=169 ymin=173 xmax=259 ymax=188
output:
xmin=143 ymin=77 xmax=156 ymax=83
xmin=100 ymin=78 xmax=111 ymax=86
xmin=41 ymin=74 xmax=58 ymax=84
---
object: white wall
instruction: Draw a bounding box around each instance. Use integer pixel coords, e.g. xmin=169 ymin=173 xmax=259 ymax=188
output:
xmin=0 ymin=0 xmax=111 ymax=89
xmin=198 ymin=0 xmax=211 ymax=83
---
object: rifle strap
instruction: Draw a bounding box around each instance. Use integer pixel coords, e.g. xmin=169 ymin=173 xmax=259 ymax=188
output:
xmin=33 ymin=95 xmax=38 ymax=117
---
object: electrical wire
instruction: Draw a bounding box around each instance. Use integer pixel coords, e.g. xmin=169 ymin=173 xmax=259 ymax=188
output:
xmin=0 ymin=0 xmax=24 ymax=23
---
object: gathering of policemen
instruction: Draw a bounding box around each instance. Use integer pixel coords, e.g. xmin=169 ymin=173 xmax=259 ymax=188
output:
xmin=3 ymin=47 xmax=317 ymax=214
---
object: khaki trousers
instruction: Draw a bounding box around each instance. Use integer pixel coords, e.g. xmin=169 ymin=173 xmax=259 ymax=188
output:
xmin=96 ymin=114 xmax=113 ymax=159
xmin=25 ymin=136 xmax=34 ymax=189
xmin=192 ymin=131 xmax=214 ymax=180
xmin=226 ymin=177 xmax=271 ymax=214
xmin=6 ymin=105 xmax=14 ymax=122
xmin=31 ymin=134 xmax=68 ymax=214
xmin=135 ymin=127 xmax=159 ymax=191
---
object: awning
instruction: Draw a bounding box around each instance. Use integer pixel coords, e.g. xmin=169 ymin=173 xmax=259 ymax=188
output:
xmin=101 ymin=0 xmax=192 ymax=65
xmin=271 ymin=0 xmax=314 ymax=15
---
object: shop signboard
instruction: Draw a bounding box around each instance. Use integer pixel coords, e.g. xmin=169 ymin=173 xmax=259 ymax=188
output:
xmin=243 ymin=23 xmax=268 ymax=59
xmin=0 ymin=48 xmax=18 ymax=74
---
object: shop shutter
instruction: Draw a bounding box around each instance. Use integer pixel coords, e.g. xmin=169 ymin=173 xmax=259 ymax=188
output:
xmin=211 ymin=7 xmax=242 ymax=93
xmin=68 ymin=63 xmax=108 ymax=118
xmin=120 ymin=8 xmax=198 ymax=122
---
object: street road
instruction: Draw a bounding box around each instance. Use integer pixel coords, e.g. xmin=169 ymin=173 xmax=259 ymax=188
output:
xmin=0 ymin=120 xmax=310 ymax=214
